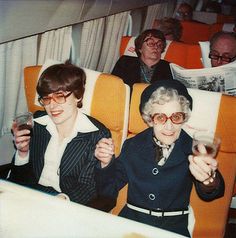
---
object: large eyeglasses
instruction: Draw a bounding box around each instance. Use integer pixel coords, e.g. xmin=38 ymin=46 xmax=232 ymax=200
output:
xmin=144 ymin=38 xmax=163 ymax=49
xmin=152 ymin=112 xmax=187 ymax=125
xmin=208 ymin=53 xmax=236 ymax=63
xmin=38 ymin=91 xmax=72 ymax=106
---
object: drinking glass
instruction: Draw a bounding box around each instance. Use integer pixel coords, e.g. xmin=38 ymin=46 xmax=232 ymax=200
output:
xmin=192 ymin=131 xmax=221 ymax=157
xmin=192 ymin=131 xmax=221 ymax=178
xmin=14 ymin=112 xmax=34 ymax=136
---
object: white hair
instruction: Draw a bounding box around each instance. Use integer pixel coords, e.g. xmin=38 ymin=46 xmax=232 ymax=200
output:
xmin=141 ymin=87 xmax=191 ymax=126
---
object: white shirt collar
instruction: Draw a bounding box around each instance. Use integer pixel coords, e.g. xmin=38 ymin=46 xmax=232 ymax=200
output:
xmin=34 ymin=109 xmax=99 ymax=135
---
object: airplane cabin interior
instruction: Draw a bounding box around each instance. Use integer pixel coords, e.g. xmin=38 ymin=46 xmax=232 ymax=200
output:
xmin=0 ymin=0 xmax=236 ymax=237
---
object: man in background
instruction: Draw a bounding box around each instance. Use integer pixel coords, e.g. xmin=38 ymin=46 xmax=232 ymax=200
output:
xmin=209 ymin=31 xmax=236 ymax=67
xmin=175 ymin=2 xmax=193 ymax=21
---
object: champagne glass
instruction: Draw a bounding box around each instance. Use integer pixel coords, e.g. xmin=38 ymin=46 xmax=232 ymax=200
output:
xmin=192 ymin=131 xmax=221 ymax=178
xmin=14 ymin=112 xmax=34 ymax=136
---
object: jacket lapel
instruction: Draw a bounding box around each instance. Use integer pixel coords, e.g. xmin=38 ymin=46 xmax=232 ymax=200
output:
xmin=165 ymin=130 xmax=192 ymax=167
xmin=31 ymin=124 xmax=51 ymax=179
xmin=59 ymin=132 xmax=93 ymax=177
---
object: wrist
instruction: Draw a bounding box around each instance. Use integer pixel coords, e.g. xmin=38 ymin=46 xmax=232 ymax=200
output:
xmin=15 ymin=150 xmax=29 ymax=166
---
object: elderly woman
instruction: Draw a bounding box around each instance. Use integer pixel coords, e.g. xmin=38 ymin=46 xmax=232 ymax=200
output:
xmin=95 ymin=80 xmax=224 ymax=237
xmin=112 ymin=29 xmax=173 ymax=89
xmin=8 ymin=62 xmax=111 ymax=205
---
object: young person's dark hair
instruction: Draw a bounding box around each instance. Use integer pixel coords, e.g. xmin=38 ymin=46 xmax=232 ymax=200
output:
xmin=37 ymin=63 xmax=86 ymax=108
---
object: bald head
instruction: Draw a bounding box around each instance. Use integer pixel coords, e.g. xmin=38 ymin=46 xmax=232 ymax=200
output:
xmin=209 ymin=32 xmax=236 ymax=67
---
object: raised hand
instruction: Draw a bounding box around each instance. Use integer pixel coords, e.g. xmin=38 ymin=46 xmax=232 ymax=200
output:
xmin=12 ymin=121 xmax=31 ymax=157
xmin=188 ymin=153 xmax=218 ymax=185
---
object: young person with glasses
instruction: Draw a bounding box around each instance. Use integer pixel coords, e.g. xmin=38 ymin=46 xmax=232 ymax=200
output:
xmin=209 ymin=31 xmax=236 ymax=67
xmin=111 ymin=29 xmax=173 ymax=90
xmin=94 ymin=80 xmax=224 ymax=237
xmin=8 ymin=62 xmax=113 ymax=205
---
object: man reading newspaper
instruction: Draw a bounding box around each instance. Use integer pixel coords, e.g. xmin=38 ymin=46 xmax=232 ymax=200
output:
xmin=170 ymin=61 xmax=236 ymax=96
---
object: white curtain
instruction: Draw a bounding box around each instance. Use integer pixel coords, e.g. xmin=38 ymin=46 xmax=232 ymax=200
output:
xmin=38 ymin=26 xmax=72 ymax=65
xmin=0 ymin=36 xmax=37 ymax=135
xmin=77 ymin=11 xmax=130 ymax=73
xmin=143 ymin=1 xmax=176 ymax=30
xmin=97 ymin=11 xmax=130 ymax=73
xmin=79 ymin=18 xmax=105 ymax=69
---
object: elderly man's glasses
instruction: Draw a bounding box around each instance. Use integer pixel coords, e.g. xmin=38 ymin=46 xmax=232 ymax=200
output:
xmin=38 ymin=91 xmax=72 ymax=106
xmin=176 ymin=12 xmax=191 ymax=17
xmin=144 ymin=38 xmax=163 ymax=49
xmin=208 ymin=53 xmax=236 ymax=63
xmin=152 ymin=112 xmax=186 ymax=125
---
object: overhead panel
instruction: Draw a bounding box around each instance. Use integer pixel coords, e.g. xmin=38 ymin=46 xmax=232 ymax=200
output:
xmin=0 ymin=0 xmax=62 ymax=43
xmin=0 ymin=0 xmax=165 ymax=44
xmin=47 ymin=0 xmax=84 ymax=29
xmin=79 ymin=0 xmax=111 ymax=22
xmin=109 ymin=0 xmax=162 ymax=15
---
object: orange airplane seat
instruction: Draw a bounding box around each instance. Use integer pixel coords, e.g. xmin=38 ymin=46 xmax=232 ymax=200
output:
xmin=180 ymin=21 xmax=211 ymax=44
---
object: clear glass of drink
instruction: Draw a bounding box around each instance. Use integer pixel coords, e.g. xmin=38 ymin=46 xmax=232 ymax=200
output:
xmin=192 ymin=131 xmax=221 ymax=178
xmin=14 ymin=112 xmax=34 ymax=136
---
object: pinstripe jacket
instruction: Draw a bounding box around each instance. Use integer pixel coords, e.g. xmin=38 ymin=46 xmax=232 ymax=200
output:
xmin=9 ymin=113 xmax=111 ymax=205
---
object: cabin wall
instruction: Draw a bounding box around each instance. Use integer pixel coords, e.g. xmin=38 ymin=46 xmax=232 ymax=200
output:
xmin=0 ymin=0 xmax=167 ymax=44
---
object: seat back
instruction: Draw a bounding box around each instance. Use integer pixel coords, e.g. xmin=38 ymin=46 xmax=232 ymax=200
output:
xmin=210 ymin=23 xmax=224 ymax=38
xmin=119 ymin=36 xmax=203 ymax=69
xmin=24 ymin=65 xmax=130 ymax=156
xmin=180 ymin=21 xmax=235 ymax=44
xmin=210 ymin=22 xmax=235 ymax=38
xmin=180 ymin=21 xmax=211 ymax=44
xmin=113 ymin=83 xmax=236 ymax=238
xmin=164 ymin=41 xmax=203 ymax=69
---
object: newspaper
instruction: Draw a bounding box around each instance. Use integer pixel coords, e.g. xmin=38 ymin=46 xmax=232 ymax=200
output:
xmin=170 ymin=61 xmax=236 ymax=96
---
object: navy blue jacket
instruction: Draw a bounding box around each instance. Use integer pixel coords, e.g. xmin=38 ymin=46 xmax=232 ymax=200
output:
xmin=96 ymin=128 xmax=224 ymax=236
